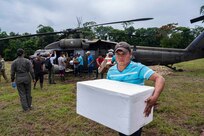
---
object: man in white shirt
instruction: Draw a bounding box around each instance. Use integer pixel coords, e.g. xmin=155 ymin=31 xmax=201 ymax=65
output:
xmin=58 ymin=52 xmax=66 ymax=81
xmin=48 ymin=51 xmax=56 ymax=84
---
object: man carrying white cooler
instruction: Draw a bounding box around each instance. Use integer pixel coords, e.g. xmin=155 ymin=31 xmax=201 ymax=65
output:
xmin=107 ymin=42 xmax=165 ymax=136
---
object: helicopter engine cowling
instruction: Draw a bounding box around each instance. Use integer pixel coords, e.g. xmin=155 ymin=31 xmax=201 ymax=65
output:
xmin=81 ymin=40 xmax=90 ymax=49
xmin=59 ymin=39 xmax=82 ymax=48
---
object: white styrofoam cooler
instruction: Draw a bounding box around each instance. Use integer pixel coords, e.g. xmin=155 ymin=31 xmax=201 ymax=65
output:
xmin=77 ymin=79 xmax=154 ymax=135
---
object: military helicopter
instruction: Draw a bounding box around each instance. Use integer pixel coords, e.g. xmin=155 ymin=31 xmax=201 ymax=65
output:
xmin=0 ymin=18 xmax=154 ymax=72
xmin=0 ymin=16 xmax=204 ymax=71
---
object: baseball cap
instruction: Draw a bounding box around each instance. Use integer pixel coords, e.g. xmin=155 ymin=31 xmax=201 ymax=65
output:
xmin=108 ymin=49 xmax=114 ymax=52
xmin=114 ymin=42 xmax=131 ymax=53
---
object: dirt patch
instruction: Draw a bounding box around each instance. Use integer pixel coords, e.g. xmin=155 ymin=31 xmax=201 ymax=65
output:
xmin=149 ymin=65 xmax=173 ymax=76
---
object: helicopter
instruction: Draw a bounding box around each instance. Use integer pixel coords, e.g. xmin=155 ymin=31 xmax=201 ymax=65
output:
xmin=0 ymin=16 xmax=204 ymax=71
xmin=0 ymin=18 xmax=154 ymax=73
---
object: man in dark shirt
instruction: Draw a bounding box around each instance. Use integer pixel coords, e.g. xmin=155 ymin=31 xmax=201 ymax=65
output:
xmin=11 ymin=48 xmax=35 ymax=112
xmin=33 ymin=53 xmax=44 ymax=89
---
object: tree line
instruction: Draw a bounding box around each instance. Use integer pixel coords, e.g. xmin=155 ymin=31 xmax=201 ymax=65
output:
xmin=0 ymin=23 xmax=204 ymax=61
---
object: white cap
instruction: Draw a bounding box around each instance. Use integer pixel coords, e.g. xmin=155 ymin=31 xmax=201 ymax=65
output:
xmin=86 ymin=51 xmax=91 ymax=54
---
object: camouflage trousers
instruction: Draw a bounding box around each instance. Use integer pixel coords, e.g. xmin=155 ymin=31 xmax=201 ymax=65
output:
xmin=0 ymin=69 xmax=8 ymax=82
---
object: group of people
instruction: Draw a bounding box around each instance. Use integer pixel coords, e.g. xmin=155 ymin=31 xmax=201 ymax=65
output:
xmin=95 ymin=50 xmax=115 ymax=79
xmin=9 ymin=41 xmax=165 ymax=136
xmin=32 ymin=50 xmax=57 ymax=89
xmin=70 ymin=50 xmax=115 ymax=79
xmin=71 ymin=53 xmax=83 ymax=77
xmin=33 ymin=51 xmax=69 ymax=86
xmin=9 ymin=49 xmax=68 ymax=111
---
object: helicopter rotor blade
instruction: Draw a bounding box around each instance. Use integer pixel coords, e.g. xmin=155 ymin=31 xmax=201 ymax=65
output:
xmin=89 ymin=18 xmax=154 ymax=27
xmin=0 ymin=17 xmax=153 ymax=41
xmin=190 ymin=15 xmax=204 ymax=23
xmin=0 ymin=31 xmax=66 ymax=41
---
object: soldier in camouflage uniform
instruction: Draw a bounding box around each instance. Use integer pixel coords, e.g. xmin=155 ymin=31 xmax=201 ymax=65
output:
xmin=11 ymin=49 xmax=35 ymax=111
xmin=0 ymin=54 xmax=8 ymax=82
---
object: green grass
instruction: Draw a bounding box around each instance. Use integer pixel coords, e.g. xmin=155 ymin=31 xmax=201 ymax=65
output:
xmin=0 ymin=59 xmax=204 ymax=136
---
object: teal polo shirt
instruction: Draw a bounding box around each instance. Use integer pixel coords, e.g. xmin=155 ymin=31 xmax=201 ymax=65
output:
xmin=77 ymin=56 xmax=83 ymax=66
xmin=107 ymin=61 xmax=154 ymax=85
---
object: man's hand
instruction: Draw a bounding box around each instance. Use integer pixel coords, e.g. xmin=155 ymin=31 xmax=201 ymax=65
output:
xmin=145 ymin=73 xmax=165 ymax=117
xmin=144 ymin=95 xmax=157 ymax=117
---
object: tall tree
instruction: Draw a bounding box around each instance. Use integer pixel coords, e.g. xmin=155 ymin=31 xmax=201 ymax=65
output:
xmin=36 ymin=25 xmax=56 ymax=48
xmin=0 ymin=29 xmax=8 ymax=56
xmin=94 ymin=26 xmax=114 ymax=40
xmin=82 ymin=21 xmax=96 ymax=39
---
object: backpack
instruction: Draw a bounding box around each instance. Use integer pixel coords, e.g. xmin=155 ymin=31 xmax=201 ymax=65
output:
xmin=44 ymin=58 xmax=52 ymax=70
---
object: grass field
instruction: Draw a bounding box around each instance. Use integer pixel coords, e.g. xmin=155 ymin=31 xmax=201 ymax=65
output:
xmin=0 ymin=59 xmax=204 ymax=136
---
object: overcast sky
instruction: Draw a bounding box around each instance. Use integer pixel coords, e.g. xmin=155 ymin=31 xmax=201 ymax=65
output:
xmin=0 ymin=0 xmax=203 ymax=34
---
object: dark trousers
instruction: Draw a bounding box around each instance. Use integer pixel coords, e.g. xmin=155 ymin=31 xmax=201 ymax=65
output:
xmin=34 ymin=72 xmax=44 ymax=89
xmin=119 ymin=128 xmax=142 ymax=136
xmin=48 ymin=67 xmax=55 ymax=84
xmin=78 ymin=65 xmax=83 ymax=76
xmin=17 ymin=82 xmax=32 ymax=111
xmin=59 ymin=69 xmax=65 ymax=81
xmin=96 ymin=68 xmax=103 ymax=79
xmin=34 ymin=72 xmax=44 ymax=83
xmin=74 ymin=68 xmax=78 ymax=76
xmin=88 ymin=66 xmax=93 ymax=77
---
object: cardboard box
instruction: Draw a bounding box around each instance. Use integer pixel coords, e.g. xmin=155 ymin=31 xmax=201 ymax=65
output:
xmin=77 ymin=79 xmax=154 ymax=135
xmin=98 ymin=58 xmax=114 ymax=73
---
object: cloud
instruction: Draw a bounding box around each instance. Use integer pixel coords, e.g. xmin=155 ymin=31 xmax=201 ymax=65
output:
xmin=0 ymin=0 xmax=203 ymax=34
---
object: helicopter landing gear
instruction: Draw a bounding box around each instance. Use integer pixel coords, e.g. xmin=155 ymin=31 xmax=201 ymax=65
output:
xmin=166 ymin=65 xmax=183 ymax=72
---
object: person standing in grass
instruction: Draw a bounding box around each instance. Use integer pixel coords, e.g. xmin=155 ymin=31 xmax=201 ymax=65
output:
xmin=32 ymin=53 xmax=44 ymax=89
xmin=11 ymin=48 xmax=35 ymax=112
xmin=107 ymin=42 xmax=165 ymax=136
xmin=58 ymin=52 xmax=66 ymax=81
xmin=46 ymin=51 xmax=56 ymax=84
xmin=86 ymin=51 xmax=94 ymax=78
xmin=0 ymin=54 xmax=8 ymax=82
xmin=77 ymin=53 xmax=83 ymax=77
xmin=95 ymin=54 xmax=104 ymax=79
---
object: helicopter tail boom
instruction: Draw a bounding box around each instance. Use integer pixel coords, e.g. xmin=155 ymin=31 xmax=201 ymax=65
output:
xmin=185 ymin=31 xmax=204 ymax=51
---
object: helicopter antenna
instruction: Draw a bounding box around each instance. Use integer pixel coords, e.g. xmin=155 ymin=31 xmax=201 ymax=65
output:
xmin=76 ymin=16 xmax=83 ymax=28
